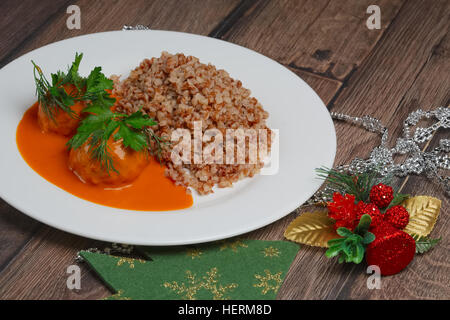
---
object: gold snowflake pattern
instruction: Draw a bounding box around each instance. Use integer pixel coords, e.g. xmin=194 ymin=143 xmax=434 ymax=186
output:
xmin=163 ymin=267 xmax=238 ymax=300
xmin=116 ymin=257 xmax=146 ymax=269
xmin=107 ymin=289 xmax=131 ymax=300
xmin=263 ymin=246 xmax=281 ymax=258
xmin=219 ymin=239 xmax=248 ymax=252
xmin=186 ymin=248 xmax=203 ymax=259
xmin=253 ymin=270 xmax=283 ymax=295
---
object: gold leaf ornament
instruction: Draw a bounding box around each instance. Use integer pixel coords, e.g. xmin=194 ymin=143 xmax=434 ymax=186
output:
xmin=284 ymin=210 xmax=339 ymax=248
xmin=402 ymin=196 xmax=441 ymax=237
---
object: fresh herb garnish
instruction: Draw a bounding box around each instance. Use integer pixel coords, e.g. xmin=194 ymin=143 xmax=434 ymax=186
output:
xmin=83 ymin=66 xmax=116 ymax=106
xmin=32 ymin=52 xmax=116 ymax=122
xmin=32 ymin=53 xmax=85 ymax=121
xmin=34 ymin=52 xmax=164 ymax=173
xmin=67 ymin=105 xmax=163 ymax=173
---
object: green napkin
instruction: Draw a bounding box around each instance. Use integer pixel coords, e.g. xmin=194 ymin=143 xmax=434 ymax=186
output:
xmin=80 ymin=239 xmax=299 ymax=300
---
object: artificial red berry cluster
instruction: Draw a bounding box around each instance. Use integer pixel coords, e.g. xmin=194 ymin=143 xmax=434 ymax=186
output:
xmin=369 ymin=183 xmax=394 ymax=208
xmin=327 ymin=183 xmax=409 ymax=231
xmin=326 ymin=183 xmax=415 ymax=275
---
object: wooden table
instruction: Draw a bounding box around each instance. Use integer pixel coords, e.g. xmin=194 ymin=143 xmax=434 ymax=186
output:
xmin=0 ymin=0 xmax=448 ymax=300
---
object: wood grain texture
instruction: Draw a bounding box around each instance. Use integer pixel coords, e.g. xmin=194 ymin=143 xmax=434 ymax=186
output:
xmin=0 ymin=0 xmax=448 ymax=300
xmin=0 ymin=0 xmax=71 ymax=64
xmin=275 ymin=0 xmax=450 ymax=300
xmin=222 ymin=0 xmax=404 ymax=79
xmin=330 ymin=0 xmax=449 ymax=166
xmin=0 ymin=0 xmax=241 ymax=68
xmin=0 ymin=200 xmax=39 ymax=272
xmin=0 ymin=226 xmax=110 ymax=299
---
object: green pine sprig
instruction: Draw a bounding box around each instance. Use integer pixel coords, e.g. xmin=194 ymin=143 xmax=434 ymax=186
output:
xmin=412 ymin=235 xmax=441 ymax=254
xmin=325 ymin=214 xmax=375 ymax=264
xmin=383 ymin=192 xmax=410 ymax=212
xmin=67 ymin=104 xmax=161 ymax=173
xmin=316 ymin=167 xmax=409 ymax=204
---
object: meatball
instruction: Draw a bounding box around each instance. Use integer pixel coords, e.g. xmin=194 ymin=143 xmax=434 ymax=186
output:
xmin=38 ymin=101 xmax=85 ymax=136
xmin=37 ymin=84 xmax=85 ymax=136
xmin=68 ymin=138 xmax=149 ymax=187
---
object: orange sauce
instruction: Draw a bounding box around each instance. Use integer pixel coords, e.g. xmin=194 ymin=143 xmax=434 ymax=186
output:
xmin=16 ymin=103 xmax=193 ymax=211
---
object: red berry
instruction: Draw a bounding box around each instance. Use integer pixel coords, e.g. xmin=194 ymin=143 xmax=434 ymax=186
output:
xmin=356 ymin=201 xmax=383 ymax=227
xmin=366 ymin=222 xmax=415 ymax=276
xmin=369 ymin=183 xmax=394 ymax=208
xmin=327 ymin=193 xmax=358 ymax=231
xmin=384 ymin=205 xmax=410 ymax=229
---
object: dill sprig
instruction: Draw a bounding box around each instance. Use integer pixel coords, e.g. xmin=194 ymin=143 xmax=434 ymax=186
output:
xmin=67 ymin=104 xmax=162 ymax=173
xmin=32 ymin=53 xmax=84 ymax=121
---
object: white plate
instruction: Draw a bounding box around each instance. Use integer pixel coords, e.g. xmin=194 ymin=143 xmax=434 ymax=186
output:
xmin=0 ymin=30 xmax=335 ymax=245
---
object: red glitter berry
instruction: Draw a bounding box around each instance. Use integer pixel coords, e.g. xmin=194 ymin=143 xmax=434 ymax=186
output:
xmin=356 ymin=201 xmax=383 ymax=227
xmin=327 ymin=193 xmax=358 ymax=231
xmin=369 ymin=183 xmax=394 ymax=208
xmin=384 ymin=205 xmax=410 ymax=229
xmin=366 ymin=222 xmax=416 ymax=276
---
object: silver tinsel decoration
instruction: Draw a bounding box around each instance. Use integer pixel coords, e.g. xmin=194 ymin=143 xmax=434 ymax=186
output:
xmin=309 ymin=107 xmax=449 ymax=204
xmin=76 ymin=243 xmax=134 ymax=262
xmin=122 ymin=25 xmax=150 ymax=31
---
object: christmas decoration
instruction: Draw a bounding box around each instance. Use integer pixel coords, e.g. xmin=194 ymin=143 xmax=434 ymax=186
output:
xmin=285 ymin=168 xmax=442 ymax=276
xmin=308 ymin=107 xmax=449 ymax=206
xmin=402 ymin=196 xmax=441 ymax=237
xmin=356 ymin=202 xmax=383 ymax=227
xmin=327 ymin=193 xmax=358 ymax=230
xmin=369 ymin=183 xmax=394 ymax=208
xmin=384 ymin=205 xmax=409 ymax=229
xmin=284 ymin=211 xmax=338 ymax=248
xmin=325 ymin=214 xmax=375 ymax=264
xmin=366 ymin=222 xmax=416 ymax=276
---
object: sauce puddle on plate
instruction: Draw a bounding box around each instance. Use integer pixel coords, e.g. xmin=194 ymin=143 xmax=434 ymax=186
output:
xmin=16 ymin=103 xmax=193 ymax=211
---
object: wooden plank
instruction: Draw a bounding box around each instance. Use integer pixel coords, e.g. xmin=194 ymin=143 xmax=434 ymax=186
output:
xmin=292 ymin=69 xmax=343 ymax=106
xmin=330 ymin=0 xmax=449 ymax=166
xmin=0 ymin=226 xmax=110 ymax=299
xmin=222 ymin=0 xmax=404 ymax=79
xmin=0 ymin=0 xmax=241 ymax=68
xmin=0 ymin=200 xmax=39 ymax=272
xmin=0 ymin=0 xmax=71 ymax=64
xmin=275 ymin=0 xmax=450 ymax=299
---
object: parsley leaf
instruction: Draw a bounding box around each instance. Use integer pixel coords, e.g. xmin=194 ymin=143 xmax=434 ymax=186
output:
xmin=32 ymin=52 xmax=115 ymax=122
xmin=67 ymin=108 xmax=161 ymax=173
xmin=85 ymin=67 xmax=114 ymax=99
